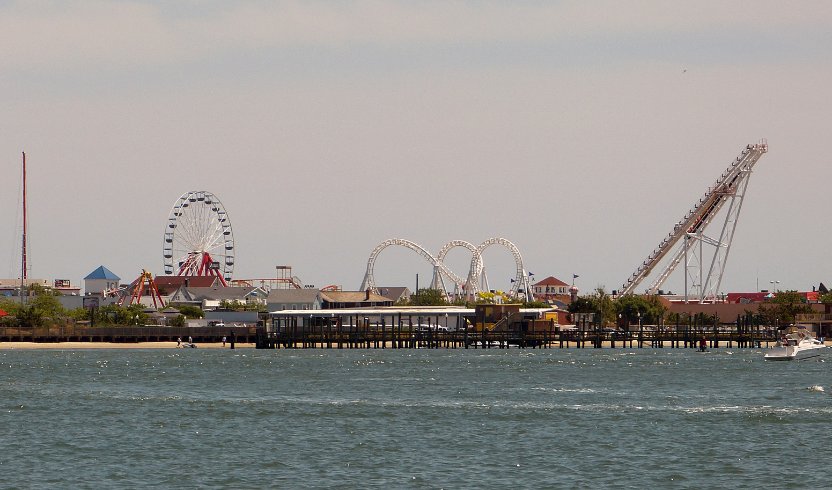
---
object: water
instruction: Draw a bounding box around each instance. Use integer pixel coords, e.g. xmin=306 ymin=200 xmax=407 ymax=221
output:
xmin=1 ymin=347 xmax=830 ymax=488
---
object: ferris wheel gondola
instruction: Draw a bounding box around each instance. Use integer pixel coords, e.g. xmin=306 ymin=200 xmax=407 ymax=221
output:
xmin=162 ymin=191 xmax=234 ymax=285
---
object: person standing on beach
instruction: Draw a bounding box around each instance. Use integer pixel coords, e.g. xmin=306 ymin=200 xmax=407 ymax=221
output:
xmin=699 ymin=336 xmax=707 ymax=352
xmin=177 ymin=337 xmax=181 ymax=347
xmin=222 ymin=336 xmax=226 ymax=347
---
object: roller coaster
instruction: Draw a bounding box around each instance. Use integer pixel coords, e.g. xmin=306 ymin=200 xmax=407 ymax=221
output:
xmin=359 ymin=237 xmax=533 ymax=302
xmin=620 ymin=140 xmax=768 ymax=302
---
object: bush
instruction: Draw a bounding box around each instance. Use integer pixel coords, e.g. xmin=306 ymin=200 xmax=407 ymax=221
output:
xmin=168 ymin=314 xmax=185 ymax=327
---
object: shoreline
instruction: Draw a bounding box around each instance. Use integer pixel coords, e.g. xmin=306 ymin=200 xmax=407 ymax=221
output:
xmin=0 ymin=341 xmax=256 ymax=350
xmin=0 ymin=339 xmax=782 ymax=350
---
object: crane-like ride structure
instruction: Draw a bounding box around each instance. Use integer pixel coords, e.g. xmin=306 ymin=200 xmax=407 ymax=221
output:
xmin=619 ymin=140 xmax=768 ymax=303
xmin=120 ymin=269 xmax=165 ymax=308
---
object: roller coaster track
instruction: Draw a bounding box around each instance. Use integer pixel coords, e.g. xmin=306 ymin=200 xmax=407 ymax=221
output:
xmin=465 ymin=237 xmax=527 ymax=299
xmin=360 ymin=237 xmax=532 ymax=301
xmin=620 ymin=140 xmax=768 ymax=301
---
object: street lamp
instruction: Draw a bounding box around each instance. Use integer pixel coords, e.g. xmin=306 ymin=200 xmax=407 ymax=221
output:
xmin=770 ymin=280 xmax=780 ymax=293
xmin=637 ymin=311 xmax=643 ymax=347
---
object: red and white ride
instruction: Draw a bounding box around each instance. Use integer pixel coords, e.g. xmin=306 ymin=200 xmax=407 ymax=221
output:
xmin=163 ymin=191 xmax=234 ymax=286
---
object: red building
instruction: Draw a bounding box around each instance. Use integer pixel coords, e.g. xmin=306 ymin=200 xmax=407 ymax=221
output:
xmin=725 ymin=291 xmax=819 ymax=304
xmin=532 ymin=276 xmax=571 ymax=302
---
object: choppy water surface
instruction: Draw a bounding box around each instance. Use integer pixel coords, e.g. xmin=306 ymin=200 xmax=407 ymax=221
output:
xmin=1 ymin=347 xmax=830 ymax=488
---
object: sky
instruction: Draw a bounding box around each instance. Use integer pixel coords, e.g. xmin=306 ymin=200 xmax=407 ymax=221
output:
xmin=2 ymin=1 xmax=832 ymax=296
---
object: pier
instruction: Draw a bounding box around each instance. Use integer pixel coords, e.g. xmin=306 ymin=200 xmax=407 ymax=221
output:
xmin=255 ymin=325 xmax=777 ymax=350
xmin=0 ymin=306 xmax=786 ymax=349
xmin=257 ymin=306 xmax=779 ymax=350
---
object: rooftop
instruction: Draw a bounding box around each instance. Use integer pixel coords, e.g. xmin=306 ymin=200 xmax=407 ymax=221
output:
xmin=84 ymin=265 xmax=120 ymax=281
xmin=533 ymin=276 xmax=569 ymax=287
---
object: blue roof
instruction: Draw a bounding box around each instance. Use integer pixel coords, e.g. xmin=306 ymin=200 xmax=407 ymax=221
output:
xmin=84 ymin=265 xmax=120 ymax=281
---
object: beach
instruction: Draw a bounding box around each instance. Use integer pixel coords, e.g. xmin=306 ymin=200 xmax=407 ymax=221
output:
xmin=0 ymin=338 xmax=790 ymax=350
xmin=0 ymin=341 xmax=256 ymax=349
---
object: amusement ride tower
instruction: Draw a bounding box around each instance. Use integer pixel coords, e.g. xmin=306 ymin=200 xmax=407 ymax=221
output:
xmin=619 ymin=140 xmax=768 ymax=302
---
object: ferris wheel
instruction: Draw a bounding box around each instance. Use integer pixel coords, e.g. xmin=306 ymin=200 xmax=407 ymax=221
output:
xmin=162 ymin=191 xmax=234 ymax=285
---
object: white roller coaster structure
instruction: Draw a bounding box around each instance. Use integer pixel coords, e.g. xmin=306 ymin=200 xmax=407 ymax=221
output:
xmin=619 ymin=140 xmax=768 ymax=302
xmin=359 ymin=237 xmax=534 ymax=302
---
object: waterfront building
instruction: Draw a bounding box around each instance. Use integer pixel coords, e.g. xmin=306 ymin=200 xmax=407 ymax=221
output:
xmin=531 ymin=276 xmax=571 ymax=303
xmin=1 ymin=278 xmax=80 ymax=297
xmin=266 ymin=288 xmax=322 ymax=311
xmin=725 ymin=291 xmax=820 ymax=304
xmin=168 ymin=285 xmax=265 ymax=310
xmin=376 ymin=286 xmax=412 ymax=304
xmin=83 ymin=265 xmax=120 ymax=296
xmin=320 ymin=290 xmax=393 ymax=309
xmin=153 ymin=275 xmax=222 ymax=295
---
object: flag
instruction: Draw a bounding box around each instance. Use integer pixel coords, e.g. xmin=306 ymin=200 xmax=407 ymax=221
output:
xmin=573 ymin=274 xmax=579 ymax=279
xmin=528 ymin=271 xmax=534 ymax=277
xmin=510 ymin=278 xmax=516 ymax=283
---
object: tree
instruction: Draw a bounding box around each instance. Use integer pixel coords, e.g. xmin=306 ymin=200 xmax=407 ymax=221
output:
xmin=16 ymin=305 xmax=43 ymax=328
xmin=177 ymin=305 xmax=205 ymax=319
xmin=30 ymin=294 xmax=65 ymax=319
xmin=122 ymin=304 xmax=151 ymax=325
xmin=167 ymin=314 xmax=186 ymax=327
xmin=219 ymin=299 xmax=259 ymax=311
xmin=3 ymin=294 xmax=68 ymax=328
xmin=0 ymin=315 xmax=16 ymax=328
xmin=758 ymin=290 xmax=813 ymax=327
xmin=568 ymin=296 xmax=597 ymax=314
xmin=568 ymin=288 xmax=617 ymax=326
xmin=614 ymin=294 xmax=666 ymax=325
xmin=594 ymin=288 xmax=617 ymax=326
xmin=410 ymin=289 xmax=448 ymax=306
xmin=27 ymin=283 xmax=49 ymax=296
xmin=0 ymin=298 xmax=21 ymax=318
xmin=93 ymin=304 xmax=150 ymax=326
xmin=68 ymin=307 xmax=91 ymax=322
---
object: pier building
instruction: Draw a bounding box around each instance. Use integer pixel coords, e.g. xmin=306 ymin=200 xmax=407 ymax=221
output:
xmin=260 ymin=305 xmax=557 ymax=349
xmin=83 ymin=266 xmax=120 ymax=296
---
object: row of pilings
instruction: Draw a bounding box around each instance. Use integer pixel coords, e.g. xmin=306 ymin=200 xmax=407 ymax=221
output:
xmin=255 ymin=324 xmax=776 ymax=350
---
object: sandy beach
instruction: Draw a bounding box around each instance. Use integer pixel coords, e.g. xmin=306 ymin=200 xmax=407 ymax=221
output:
xmin=0 ymin=341 xmax=256 ymax=350
xmin=0 ymin=339 xmax=781 ymax=350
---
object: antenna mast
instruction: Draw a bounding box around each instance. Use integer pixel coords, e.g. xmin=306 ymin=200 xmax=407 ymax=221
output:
xmin=21 ymin=151 xmax=28 ymax=305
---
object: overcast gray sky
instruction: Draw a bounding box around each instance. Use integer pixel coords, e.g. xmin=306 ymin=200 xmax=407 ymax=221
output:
xmin=2 ymin=1 xmax=831 ymax=295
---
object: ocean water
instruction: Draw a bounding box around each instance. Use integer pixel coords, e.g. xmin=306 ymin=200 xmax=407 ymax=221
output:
xmin=1 ymin=346 xmax=830 ymax=489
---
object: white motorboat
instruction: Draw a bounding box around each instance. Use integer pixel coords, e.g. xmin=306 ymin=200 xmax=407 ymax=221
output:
xmin=764 ymin=327 xmax=827 ymax=361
